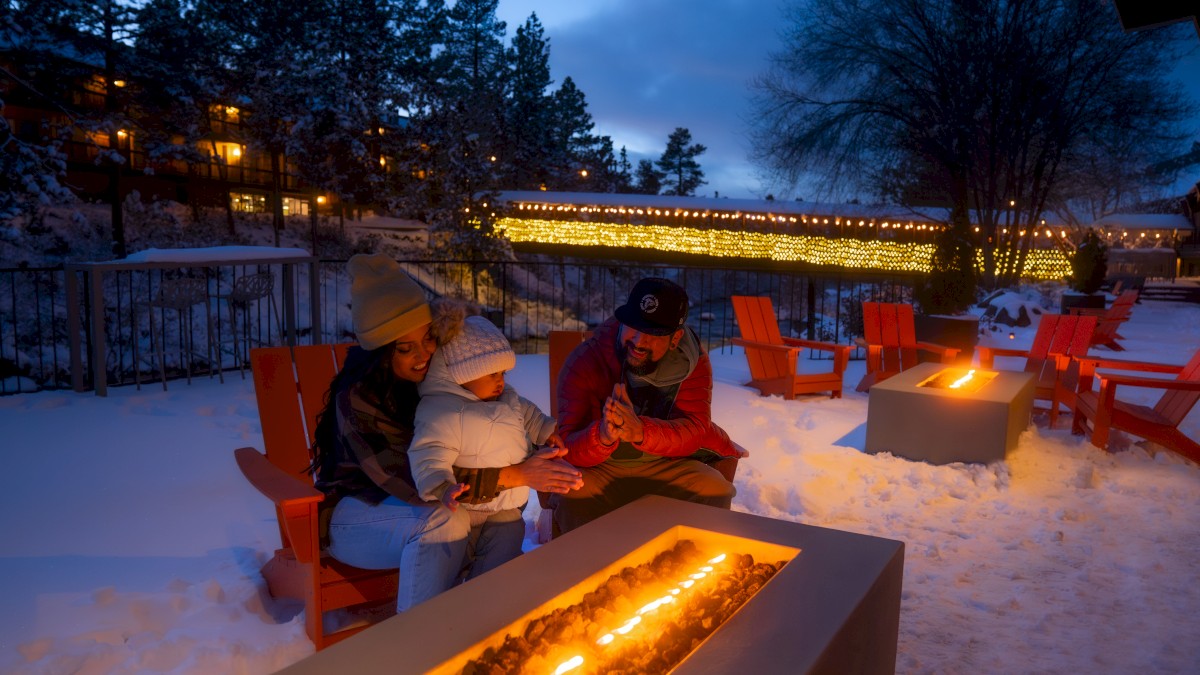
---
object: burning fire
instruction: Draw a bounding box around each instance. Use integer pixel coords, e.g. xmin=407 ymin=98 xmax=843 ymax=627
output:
xmin=917 ymin=368 xmax=997 ymax=393
xmin=552 ymin=554 xmax=728 ymax=674
xmin=460 ymin=541 xmax=786 ymax=675
xmin=948 ymin=369 xmax=976 ymax=389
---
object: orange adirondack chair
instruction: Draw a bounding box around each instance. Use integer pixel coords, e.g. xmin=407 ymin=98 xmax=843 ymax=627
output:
xmin=1070 ymin=290 xmax=1138 ymax=351
xmin=537 ymin=330 xmax=748 ymax=542
xmin=976 ymin=313 xmax=1097 ymax=427
xmin=1070 ymin=347 xmax=1200 ymax=463
xmin=235 ymin=343 xmax=400 ymax=650
xmin=856 ymin=302 xmax=959 ymax=392
xmin=730 ymin=295 xmax=851 ymax=399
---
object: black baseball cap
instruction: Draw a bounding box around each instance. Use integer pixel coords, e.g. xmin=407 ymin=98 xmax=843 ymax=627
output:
xmin=614 ymin=277 xmax=689 ymax=336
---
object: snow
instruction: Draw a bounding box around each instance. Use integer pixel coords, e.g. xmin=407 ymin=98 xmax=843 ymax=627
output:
xmin=119 ymin=246 xmax=313 ymax=264
xmin=1 ymin=300 xmax=1199 ymax=673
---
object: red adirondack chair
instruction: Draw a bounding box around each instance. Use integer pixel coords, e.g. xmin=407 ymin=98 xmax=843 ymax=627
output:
xmin=976 ymin=313 xmax=1097 ymax=427
xmin=731 ymin=296 xmax=851 ymax=399
xmin=856 ymin=302 xmax=959 ymax=392
xmin=1070 ymin=290 xmax=1138 ymax=351
xmin=235 ymin=343 xmax=400 ymax=650
xmin=1070 ymin=347 xmax=1200 ymax=463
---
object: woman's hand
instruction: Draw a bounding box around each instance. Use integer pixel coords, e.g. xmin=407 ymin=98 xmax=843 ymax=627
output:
xmin=502 ymin=447 xmax=583 ymax=494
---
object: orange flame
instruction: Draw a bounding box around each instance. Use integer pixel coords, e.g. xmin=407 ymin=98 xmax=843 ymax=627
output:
xmin=948 ymin=370 xmax=976 ymax=389
xmin=552 ymin=552 xmax=729 ymax=674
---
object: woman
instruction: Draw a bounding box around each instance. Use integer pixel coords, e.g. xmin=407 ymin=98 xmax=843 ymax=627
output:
xmin=310 ymin=253 xmax=582 ymax=611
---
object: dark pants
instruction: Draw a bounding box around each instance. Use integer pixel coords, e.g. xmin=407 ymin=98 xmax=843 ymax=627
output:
xmin=551 ymin=457 xmax=735 ymax=535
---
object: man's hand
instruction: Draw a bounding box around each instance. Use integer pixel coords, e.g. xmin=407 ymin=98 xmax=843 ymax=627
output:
xmin=502 ymin=447 xmax=583 ymax=494
xmin=604 ymin=383 xmax=644 ymax=443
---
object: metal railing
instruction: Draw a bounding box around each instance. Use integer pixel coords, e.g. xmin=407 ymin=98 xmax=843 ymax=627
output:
xmin=2 ymin=257 xmax=921 ymax=395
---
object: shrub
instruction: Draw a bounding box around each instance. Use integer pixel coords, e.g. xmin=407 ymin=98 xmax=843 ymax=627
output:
xmin=1069 ymin=231 xmax=1108 ymax=295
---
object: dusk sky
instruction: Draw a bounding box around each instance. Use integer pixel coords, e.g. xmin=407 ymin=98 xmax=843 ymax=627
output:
xmin=495 ymin=1 xmax=1200 ymax=201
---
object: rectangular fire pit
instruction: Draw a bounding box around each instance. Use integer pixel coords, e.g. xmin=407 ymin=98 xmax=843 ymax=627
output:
xmin=866 ymin=361 xmax=1035 ymax=465
xmin=279 ymin=496 xmax=905 ymax=675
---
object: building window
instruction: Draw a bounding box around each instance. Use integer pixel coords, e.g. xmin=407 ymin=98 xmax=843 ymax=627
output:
xmin=282 ymin=197 xmax=309 ymax=217
xmin=230 ymin=192 xmax=266 ymax=213
xmin=229 ymin=193 xmax=310 ymax=216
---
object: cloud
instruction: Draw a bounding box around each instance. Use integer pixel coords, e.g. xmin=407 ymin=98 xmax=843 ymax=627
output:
xmin=500 ymin=0 xmax=786 ymax=197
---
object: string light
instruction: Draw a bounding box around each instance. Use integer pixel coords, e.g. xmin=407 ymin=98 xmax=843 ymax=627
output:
xmin=492 ymin=216 xmax=1072 ymax=279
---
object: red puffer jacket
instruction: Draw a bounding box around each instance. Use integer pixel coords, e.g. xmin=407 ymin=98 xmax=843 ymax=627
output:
xmin=556 ymin=317 xmax=738 ymax=467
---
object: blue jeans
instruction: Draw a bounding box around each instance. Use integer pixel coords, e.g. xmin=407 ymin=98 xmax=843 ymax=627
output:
xmin=463 ymin=507 xmax=526 ymax=581
xmin=327 ymin=496 xmax=471 ymax=612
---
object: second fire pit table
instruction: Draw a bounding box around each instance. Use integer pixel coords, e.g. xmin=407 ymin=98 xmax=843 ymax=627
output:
xmin=866 ymin=361 xmax=1035 ymax=465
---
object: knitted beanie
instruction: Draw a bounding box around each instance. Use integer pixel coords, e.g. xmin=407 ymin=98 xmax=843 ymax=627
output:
xmin=347 ymin=253 xmax=431 ymax=351
xmin=441 ymin=315 xmax=515 ymax=384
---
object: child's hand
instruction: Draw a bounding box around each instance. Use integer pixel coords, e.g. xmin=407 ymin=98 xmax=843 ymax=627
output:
xmin=543 ymin=431 xmax=566 ymax=453
xmin=441 ymin=482 xmax=470 ymax=510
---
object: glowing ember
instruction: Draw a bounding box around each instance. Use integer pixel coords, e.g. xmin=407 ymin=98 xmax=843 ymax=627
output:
xmin=460 ymin=542 xmax=785 ymax=674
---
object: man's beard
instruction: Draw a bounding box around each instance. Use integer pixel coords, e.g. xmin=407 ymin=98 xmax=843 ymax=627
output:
xmin=619 ymin=342 xmax=661 ymax=376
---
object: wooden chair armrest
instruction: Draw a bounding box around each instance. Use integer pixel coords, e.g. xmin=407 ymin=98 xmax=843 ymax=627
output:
xmin=1095 ymin=373 xmax=1200 ymax=392
xmin=916 ymin=342 xmax=960 ymax=362
xmin=975 ymin=346 xmax=1028 ymax=368
xmin=731 ymin=441 xmax=750 ymax=458
xmin=780 ymin=337 xmax=852 ymax=356
xmin=1074 ymin=356 xmax=1183 ymax=375
xmin=731 ymin=337 xmax=800 ymax=355
xmin=235 ymin=446 xmax=323 ymax=506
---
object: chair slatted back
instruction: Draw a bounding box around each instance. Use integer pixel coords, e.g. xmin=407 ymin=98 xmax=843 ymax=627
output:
xmin=251 ymin=344 xmax=352 ymax=480
xmin=548 ymin=331 xmax=592 ymax=418
xmin=732 ymin=296 xmax=787 ymax=382
xmin=1027 ymin=314 xmax=1096 ymax=385
xmin=1090 ymin=290 xmax=1138 ymax=348
xmin=863 ymin=302 xmax=919 ymax=373
xmin=1156 ymin=349 xmax=1200 ymax=425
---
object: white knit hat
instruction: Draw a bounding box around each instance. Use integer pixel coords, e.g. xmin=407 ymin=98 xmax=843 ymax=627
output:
xmin=347 ymin=254 xmax=431 ymax=351
xmin=441 ymin=315 xmax=515 ymax=384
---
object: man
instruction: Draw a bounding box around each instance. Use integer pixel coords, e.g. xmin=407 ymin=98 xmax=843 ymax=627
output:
xmin=553 ymin=277 xmax=741 ymax=534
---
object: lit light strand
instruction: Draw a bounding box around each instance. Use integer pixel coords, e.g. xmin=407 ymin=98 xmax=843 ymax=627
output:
xmin=493 ymin=217 xmax=1072 ymax=279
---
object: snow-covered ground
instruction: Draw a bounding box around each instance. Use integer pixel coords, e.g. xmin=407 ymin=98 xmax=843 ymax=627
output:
xmin=1 ymin=297 xmax=1198 ymax=674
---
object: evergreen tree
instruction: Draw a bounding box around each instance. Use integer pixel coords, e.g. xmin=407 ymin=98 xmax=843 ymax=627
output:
xmin=613 ymin=146 xmax=633 ymax=193
xmin=656 ymin=127 xmax=706 ymax=196
xmin=289 ymin=0 xmax=405 ymax=229
xmin=634 ymin=159 xmax=663 ymax=195
xmin=415 ymin=0 xmax=510 ymax=259
xmin=208 ymin=0 xmax=323 ymax=245
xmin=0 ymin=2 xmax=78 ymax=228
xmin=546 ymin=76 xmax=600 ymax=190
xmin=504 ymin=13 xmax=552 ymax=190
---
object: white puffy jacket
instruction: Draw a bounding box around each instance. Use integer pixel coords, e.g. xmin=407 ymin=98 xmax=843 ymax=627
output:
xmin=410 ymin=350 xmax=556 ymax=513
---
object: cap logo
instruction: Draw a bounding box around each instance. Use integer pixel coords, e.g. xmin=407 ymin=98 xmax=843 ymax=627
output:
xmin=640 ymin=294 xmax=659 ymax=314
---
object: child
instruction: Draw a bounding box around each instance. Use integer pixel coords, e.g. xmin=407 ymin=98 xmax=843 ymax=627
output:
xmin=408 ymin=313 xmax=563 ymax=574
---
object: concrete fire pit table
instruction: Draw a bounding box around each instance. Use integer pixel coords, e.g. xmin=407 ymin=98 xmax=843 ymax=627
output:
xmin=866 ymin=361 xmax=1035 ymax=465
xmin=278 ymin=495 xmax=905 ymax=675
